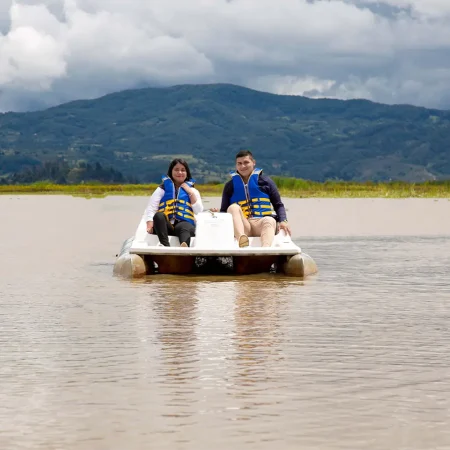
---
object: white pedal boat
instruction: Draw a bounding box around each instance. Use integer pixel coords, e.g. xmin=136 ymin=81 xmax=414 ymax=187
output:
xmin=113 ymin=211 xmax=318 ymax=278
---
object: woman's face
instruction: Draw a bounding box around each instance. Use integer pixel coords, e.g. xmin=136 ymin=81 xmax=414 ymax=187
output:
xmin=172 ymin=163 xmax=187 ymax=184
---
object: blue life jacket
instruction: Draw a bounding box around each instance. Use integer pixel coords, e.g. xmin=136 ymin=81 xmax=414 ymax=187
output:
xmin=158 ymin=176 xmax=196 ymax=226
xmin=229 ymin=168 xmax=274 ymax=219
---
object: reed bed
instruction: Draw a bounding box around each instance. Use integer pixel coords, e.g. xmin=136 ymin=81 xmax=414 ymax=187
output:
xmin=1 ymin=179 xmax=449 ymax=198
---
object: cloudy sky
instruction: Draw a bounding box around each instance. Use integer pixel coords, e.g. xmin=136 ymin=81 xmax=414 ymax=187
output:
xmin=1 ymin=0 xmax=450 ymax=112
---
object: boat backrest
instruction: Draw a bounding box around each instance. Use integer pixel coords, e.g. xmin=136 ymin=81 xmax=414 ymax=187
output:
xmin=194 ymin=212 xmax=235 ymax=249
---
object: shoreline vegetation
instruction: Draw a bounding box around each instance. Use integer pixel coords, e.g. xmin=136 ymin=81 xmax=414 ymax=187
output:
xmin=1 ymin=178 xmax=449 ymax=198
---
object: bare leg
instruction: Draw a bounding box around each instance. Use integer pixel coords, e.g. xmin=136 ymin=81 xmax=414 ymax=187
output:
xmin=227 ymin=204 xmax=251 ymax=239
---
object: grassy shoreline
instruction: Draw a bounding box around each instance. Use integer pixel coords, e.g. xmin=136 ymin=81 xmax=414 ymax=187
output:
xmin=1 ymin=180 xmax=450 ymax=198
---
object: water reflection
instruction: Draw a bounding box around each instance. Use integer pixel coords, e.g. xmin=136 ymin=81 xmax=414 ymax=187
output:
xmin=231 ymin=280 xmax=287 ymax=384
xmin=152 ymin=280 xmax=200 ymax=382
xmin=146 ymin=277 xmax=295 ymax=426
xmin=150 ymin=279 xmax=201 ymax=421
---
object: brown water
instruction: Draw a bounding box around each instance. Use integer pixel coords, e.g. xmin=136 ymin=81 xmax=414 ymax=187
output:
xmin=1 ymin=196 xmax=450 ymax=450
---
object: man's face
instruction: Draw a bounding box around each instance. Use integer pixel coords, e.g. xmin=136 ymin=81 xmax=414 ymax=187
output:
xmin=236 ymin=156 xmax=255 ymax=178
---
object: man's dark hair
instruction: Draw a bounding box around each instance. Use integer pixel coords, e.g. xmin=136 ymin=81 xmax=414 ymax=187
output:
xmin=167 ymin=158 xmax=193 ymax=182
xmin=235 ymin=150 xmax=254 ymax=160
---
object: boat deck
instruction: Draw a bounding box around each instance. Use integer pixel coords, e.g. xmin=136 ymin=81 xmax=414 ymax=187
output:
xmin=129 ymin=245 xmax=301 ymax=256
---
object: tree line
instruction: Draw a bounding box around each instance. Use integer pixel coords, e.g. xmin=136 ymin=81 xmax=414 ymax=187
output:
xmin=1 ymin=159 xmax=139 ymax=185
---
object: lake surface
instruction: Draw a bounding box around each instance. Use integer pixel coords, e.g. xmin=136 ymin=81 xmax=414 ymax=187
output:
xmin=1 ymin=196 xmax=450 ymax=449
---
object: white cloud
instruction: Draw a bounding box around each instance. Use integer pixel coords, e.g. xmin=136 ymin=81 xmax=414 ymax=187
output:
xmin=0 ymin=4 xmax=67 ymax=89
xmin=0 ymin=0 xmax=450 ymax=111
xmin=253 ymin=75 xmax=336 ymax=98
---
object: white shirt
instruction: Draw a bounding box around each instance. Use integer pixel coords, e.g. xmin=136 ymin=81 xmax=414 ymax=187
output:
xmin=145 ymin=186 xmax=204 ymax=223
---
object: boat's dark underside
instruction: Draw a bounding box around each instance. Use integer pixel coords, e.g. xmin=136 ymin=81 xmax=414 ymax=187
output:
xmin=145 ymin=254 xmax=285 ymax=275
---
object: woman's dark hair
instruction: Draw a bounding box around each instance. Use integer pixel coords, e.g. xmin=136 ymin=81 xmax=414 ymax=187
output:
xmin=167 ymin=158 xmax=193 ymax=182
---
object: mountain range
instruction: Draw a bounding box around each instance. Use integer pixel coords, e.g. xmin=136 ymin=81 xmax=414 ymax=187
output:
xmin=1 ymin=83 xmax=449 ymax=183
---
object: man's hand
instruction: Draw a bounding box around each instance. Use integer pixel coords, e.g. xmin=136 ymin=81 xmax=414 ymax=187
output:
xmin=279 ymin=221 xmax=291 ymax=236
xmin=210 ymin=208 xmax=219 ymax=212
xmin=146 ymin=221 xmax=153 ymax=234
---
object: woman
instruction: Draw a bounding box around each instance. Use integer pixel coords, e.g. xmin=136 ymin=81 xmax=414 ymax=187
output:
xmin=145 ymin=159 xmax=203 ymax=247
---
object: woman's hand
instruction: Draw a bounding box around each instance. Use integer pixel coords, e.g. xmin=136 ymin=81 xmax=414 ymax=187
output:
xmin=180 ymin=183 xmax=193 ymax=195
xmin=181 ymin=183 xmax=197 ymax=204
xmin=146 ymin=221 xmax=153 ymax=234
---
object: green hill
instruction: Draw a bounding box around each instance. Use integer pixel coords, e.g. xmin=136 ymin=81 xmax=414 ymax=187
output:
xmin=1 ymin=83 xmax=449 ymax=182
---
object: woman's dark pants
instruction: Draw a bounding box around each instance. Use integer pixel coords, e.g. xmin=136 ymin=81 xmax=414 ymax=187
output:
xmin=152 ymin=212 xmax=195 ymax=247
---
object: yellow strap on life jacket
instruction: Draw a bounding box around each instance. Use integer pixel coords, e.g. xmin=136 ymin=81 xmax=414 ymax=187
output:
xmin=252 ymin=210 xmax=272 ymax=216
xmin=177 ymin=211 xmax=195 ymax=220
xmin=177 ymin=199 xmax=192 ymax=206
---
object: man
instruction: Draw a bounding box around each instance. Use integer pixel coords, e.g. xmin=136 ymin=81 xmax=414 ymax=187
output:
xmin=215 ymin=150 xmax=291 ymax=248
